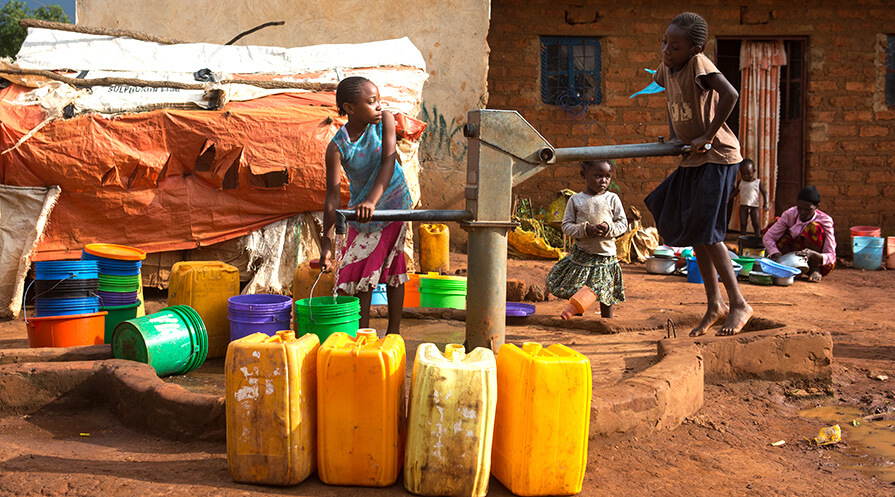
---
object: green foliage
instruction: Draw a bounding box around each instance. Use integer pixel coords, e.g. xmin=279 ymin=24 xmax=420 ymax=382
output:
xmin=0 ymin=1 xmax=70 ymax=59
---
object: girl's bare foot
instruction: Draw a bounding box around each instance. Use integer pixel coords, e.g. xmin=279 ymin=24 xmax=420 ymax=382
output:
xmin=808 ymin=270 xmax=822 ymax=283
xmin=717 ymin=303 xmax=753 ymax=336
xmin=689 ymin=305 xmax=728 ymax=337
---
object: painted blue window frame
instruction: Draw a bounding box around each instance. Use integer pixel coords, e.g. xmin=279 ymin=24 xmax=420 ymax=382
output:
xmin=540 ymin=36 xmax=602 ymax=106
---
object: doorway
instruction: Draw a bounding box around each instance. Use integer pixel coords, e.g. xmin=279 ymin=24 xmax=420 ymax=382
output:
xmin=716 ymin=38 xmax=807 ymax=218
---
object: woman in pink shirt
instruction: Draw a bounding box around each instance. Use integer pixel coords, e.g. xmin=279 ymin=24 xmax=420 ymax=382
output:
xmin=762 ymin=186 xmax=837 ymax=282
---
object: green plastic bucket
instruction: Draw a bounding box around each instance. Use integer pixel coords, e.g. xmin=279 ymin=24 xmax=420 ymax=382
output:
xmin=419 ymin=276 xmax=467 ymax=309
xmin=98 ymin=273 xmax=141 ymax=292
xmin=111 ymin=305 xmax=208 ymax=377
xmin=732 ymin=257 xmax=756 ymax=277
xmin=295 ymin=296 xmax=360 ymax=343
xmin=101 ymin=300 xmax=141 ymax=344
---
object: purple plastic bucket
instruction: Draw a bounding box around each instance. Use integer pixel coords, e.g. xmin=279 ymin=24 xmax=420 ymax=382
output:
xmin=228 ymin=294 xmax=293 ymax=341
xmin=97 ymin=290 xmax=139 ymax=306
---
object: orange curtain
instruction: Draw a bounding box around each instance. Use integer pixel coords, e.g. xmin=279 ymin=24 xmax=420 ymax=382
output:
xmin=733 ymin=41 xmax=787 ymax=230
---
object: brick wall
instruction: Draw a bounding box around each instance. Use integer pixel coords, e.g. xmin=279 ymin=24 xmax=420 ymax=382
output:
xmin=488 ymin=0 xmax=895 ymax=250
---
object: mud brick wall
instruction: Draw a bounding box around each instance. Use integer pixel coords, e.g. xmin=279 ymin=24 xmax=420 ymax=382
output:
xmin=488 ymin=0 xmax=895 ymax=249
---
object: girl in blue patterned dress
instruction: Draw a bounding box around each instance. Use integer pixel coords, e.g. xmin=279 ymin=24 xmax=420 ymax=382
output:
xmin=320 ymin=77 xmax=412 ymax=335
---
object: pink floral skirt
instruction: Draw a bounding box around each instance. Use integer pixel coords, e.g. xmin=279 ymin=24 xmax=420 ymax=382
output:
xmin=336 ymin=221 xmax=409 ymax=295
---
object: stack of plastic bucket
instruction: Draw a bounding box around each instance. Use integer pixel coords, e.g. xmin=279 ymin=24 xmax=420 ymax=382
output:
xmin=82 ymin=243 xmax=146 ymax=342
xmin=228 ymin=294 xmax=293 ymax=341
xmin=111 ymin=305 xmax=207 ymax=377
xmin=294 ymin=296 xmax=360 ymax=343
xmin=26 ymin=260 xmax=106 ymax=348
xmin=419 ymin=272 xmax=467 ymax=309
xmin=32 ymin=260 xmax=101 ymax=317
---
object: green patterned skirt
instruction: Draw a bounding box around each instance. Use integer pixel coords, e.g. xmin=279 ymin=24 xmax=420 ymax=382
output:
xmin=546 ymin=245 xmax=625 ymax=305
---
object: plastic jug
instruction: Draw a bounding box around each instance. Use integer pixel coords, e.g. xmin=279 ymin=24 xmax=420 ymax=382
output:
xmin=167 ymin=261 xmax=239 ymax=359
xmin=404 ymin=344 xmax=497 ymax=497
xmin=420 ymin=224 xmax=450 ymax=274
xmin=317 ymin=329 xmax=406 ymax=486
xmin=561 ymin=286 xmax=597 ymax=319
xmin=492 ymin=342 xmax=592 ymax=496
xmin=293 ymin=260 xmax=336 ymax=329
xmin=225 ymin=330 xmax=319 ymax=485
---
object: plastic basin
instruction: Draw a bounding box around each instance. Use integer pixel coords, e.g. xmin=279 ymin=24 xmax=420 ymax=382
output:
xmin=26 ymin=311 xmax=107 ymax=348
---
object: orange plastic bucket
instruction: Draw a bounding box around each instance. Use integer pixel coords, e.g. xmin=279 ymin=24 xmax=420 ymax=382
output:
xmin=403 ymin=273 xmax=421 ymax=308
xmin=26 ymin=311 xmax=107 ymax=348
xmin=887 ymin=236 xmax=895 ymax=270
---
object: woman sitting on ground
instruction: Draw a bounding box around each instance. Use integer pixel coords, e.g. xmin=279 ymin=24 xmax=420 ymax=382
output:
xmin=761 ymin=185 xmax=836 ymax=282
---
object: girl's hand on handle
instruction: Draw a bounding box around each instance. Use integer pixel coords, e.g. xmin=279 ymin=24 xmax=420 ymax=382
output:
xmin=355 ymin=200 xmax=375 ymax=223
xmin=690 ymin=136 xmax=713 ymax=154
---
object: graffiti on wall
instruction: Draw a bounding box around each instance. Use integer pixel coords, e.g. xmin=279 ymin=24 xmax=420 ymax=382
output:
xmin=419 ymin=103 xmax=466 ymax=162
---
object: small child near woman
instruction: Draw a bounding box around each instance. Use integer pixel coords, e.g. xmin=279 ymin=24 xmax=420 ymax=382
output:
xmin=732 ymin=158 xmax=768 ymax=235
xmin=320 ymin=76 xmax=412 ymax=335
xmin=546 ymin=160 xmax=627 ymax=319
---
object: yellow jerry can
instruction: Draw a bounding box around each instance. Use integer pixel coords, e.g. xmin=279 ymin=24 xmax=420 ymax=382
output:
xmin=419 ymin=223 xmax=450 ymax=274
xmin=492 ymin=342 xmax=592 ymax=496
xmin=225 ymin=330 xmax=319 ymax=485
xmin=168 ymin=261 xmax=239 ymax=359
xmin=404 ymin=343 xmax=497 ymax=497
xmin=317 ymin=329 xmax=406 ymax=486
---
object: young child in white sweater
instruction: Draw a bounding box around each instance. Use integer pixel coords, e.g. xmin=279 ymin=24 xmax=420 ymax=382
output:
xmin=546 ymin=160 xmax=627 ymax=318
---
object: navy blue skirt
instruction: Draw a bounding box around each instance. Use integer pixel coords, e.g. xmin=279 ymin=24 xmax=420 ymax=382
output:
xmin=644 ymin=162 xmax=739 ymax=247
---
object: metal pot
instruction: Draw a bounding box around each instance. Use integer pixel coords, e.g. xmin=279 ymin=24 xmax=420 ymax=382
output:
xmin=645 ymin=257 xmax=676 ymax=274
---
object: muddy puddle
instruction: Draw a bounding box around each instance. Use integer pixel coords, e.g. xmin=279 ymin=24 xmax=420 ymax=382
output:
xmin=800 ymin=405 xmax=895 ymax=482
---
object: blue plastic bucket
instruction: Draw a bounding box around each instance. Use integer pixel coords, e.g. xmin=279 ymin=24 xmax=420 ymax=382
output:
xmin=81 ymin=251 xmax=143 ymax=276
xmin=34 ymin=260 xmax=99 ymax=281
xmin=853 ymin=236 xmax=884 ymax=270
xmin=228 ymin=294 xmax=293 ymax=341
xmin=34 ymin=296 xmax=101 ymax=317
xmin=371 ymin=284 xmax=388 ymax=305
xmin=686 ymin=257 xmax=703 ymax=284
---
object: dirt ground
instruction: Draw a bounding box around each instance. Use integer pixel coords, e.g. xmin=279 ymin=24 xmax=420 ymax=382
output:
xmin=1 ymin=250 xmax=894 ymax=496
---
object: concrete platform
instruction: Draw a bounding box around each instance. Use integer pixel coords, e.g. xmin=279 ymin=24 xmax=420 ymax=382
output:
xmin=0 ymin=312 xmax=832 ymax=442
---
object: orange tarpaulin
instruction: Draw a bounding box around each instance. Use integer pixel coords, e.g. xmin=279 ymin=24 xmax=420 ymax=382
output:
xmin=0 ymin=83 xmax=350 ymax=260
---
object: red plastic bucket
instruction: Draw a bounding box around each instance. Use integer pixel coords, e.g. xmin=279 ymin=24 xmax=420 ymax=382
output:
xmin=26 ymin=311 xmax=107 ymax=348
xmin=850 ymin=226 xmax=881 ymax=239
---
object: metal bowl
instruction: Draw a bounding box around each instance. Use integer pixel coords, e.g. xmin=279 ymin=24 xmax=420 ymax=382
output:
xmin=645 ymin=257 xmax=677 ymax=274
xmin=773 ymin=275 xmax=794 ymax=286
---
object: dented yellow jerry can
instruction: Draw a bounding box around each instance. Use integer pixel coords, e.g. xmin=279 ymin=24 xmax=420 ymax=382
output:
xmin=317 ymin=329 xmax=406 ymax=486
xmin=404 ymin=343 xmax=497 ymax=497
xmin=492 ymin=342 xmax=592 ymax=496
xmin=225 ymin=330 xmax=319 ymax=485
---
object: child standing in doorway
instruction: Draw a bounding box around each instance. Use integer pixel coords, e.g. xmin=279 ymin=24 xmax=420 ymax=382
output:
xmin=320 ymin=76 xmax=412 ymax=335
xmin=644 ymin=12 xmax=753 ymax=337
xmin=546 ymin=160 xmax=627 ymax=319
xmin=733 ymin=158 xmax=769 ymax=235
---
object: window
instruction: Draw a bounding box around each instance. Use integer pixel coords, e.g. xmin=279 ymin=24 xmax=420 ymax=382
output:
xmin=540 ymin=37 xmax=602 ymax=106
xmin=887 ymin=35 xmax=895 ymax=106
